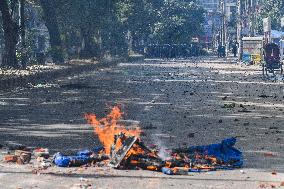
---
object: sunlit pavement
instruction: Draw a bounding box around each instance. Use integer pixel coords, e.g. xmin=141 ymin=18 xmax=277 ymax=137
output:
xmin=0 ymin=57 xmax=284 ymax=188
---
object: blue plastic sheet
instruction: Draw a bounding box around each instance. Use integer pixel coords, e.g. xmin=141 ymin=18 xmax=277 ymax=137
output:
xmin=54 ymin=149 xmax=101 ymax=167
xmin=160 ymin=138 xmax=243 ymax=175
xmin=187 ymin=138 xmax=243 ymax=168
xmin=53 ymin=153 xmax=71 ymax=167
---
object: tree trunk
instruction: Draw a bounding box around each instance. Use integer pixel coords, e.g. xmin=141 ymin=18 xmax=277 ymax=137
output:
xmin=0 ymin=0 xmax=19 ymax=68
xmin=20 ymin=0 xmax=27 ymax=68
xmin=79 ymin=27 xmax=99 ymax=59
xmin=237 ymin=0 xmax=243 ymax=61
xmin=39 ymin=0 xmax=64 ymax=64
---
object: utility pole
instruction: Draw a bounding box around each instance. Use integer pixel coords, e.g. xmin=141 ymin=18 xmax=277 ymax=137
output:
xmin=237 ymin=0 xmax=243 ymax=61
xmin=248 ymin=0 xmax=253 ymax=36
xmin=223 ymin=0 xmax=228 ymax=55
xmin=219 ymin=0 xmax=228 ymax=57
xmin=220 ymin=0 xmax=227 ymax=47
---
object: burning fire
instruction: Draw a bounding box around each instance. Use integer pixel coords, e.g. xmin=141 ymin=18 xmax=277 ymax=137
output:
xmin=85 ymin=106 xmax=141 ymax=154
xmin=84 ymin=107 xmax=241 ymax=174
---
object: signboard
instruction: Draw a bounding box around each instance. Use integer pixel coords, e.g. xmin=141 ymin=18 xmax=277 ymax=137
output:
xmin=242 ymin=37 xmax=264 ymax=55
xmin=281 ymin=17 xmax=284 ymax=28
xmin=263 ymin=17 xmax=271 ymax=32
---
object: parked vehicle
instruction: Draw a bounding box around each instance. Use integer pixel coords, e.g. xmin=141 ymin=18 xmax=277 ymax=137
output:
xmin=262 ymin=43 xmax=283 ymax=78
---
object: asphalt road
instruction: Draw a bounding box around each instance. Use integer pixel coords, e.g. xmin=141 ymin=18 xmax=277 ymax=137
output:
xmin=0 ymin=57 xmax=284 ymax=188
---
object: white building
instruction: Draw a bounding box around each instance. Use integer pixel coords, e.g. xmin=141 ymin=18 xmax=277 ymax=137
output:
xmin=198 ymin=0 xmax=219 ymax=12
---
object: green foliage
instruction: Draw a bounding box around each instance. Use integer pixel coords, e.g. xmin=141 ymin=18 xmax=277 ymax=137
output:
xmin=56 ymin=0 xmax=205 ymax=53
xmin=1 ymin=0 xmax=205 ymax=61
xmin=117 ymin=0 xmax=156 ymax=39
xmin=256 ymin=0 xmax=284 ymax=32
xmin=52 ymin=0 xmax=127 ymax=57
xmin=153 ymin=0 xmax=205 ymax=44
xmin=116 ymin=0 xmax=205 ymax=45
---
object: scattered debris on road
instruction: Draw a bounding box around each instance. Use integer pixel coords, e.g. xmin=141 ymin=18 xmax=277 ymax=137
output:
xmin=263 ymin=152 xmax=277 ymax=157
xmin=3 ymin=150 xmax=31 ymax=164
xmin=221 ymin=103 xmax=236 ymax=109
xmin=33 ymin=148 xmax=50 ymax=158
xmin=1 ymin=106 xmax=244 ymax=176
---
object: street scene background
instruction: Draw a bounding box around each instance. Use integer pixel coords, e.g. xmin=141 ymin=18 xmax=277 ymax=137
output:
xmin=0 ymin=0 xmax=284 ymax=189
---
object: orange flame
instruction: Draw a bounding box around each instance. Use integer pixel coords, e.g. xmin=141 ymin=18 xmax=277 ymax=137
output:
xmin=85 ymin=106 xmax=141 ymax=154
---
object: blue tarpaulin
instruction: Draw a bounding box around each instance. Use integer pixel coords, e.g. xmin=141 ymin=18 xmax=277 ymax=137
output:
xmin=187 ymin=138 xmax=243 ymax=169
xmin=53 ymin=151 xmax=92 ymax=167
xmin=53 ymin=149 xmax=104 ymax=167
xmin=162 ymin=138 xmax=243 ymax=174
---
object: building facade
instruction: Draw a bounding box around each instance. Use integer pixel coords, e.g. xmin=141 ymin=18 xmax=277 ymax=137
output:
xmin=197 ymin=0 xmax=221 ymax=49
xmin=198 ymin=0 xmax=238 ymax=50
xmin=198 ymin=0 xmax=219 ymax=12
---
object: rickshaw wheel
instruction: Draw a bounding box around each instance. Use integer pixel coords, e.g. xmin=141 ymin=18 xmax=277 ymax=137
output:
xmin=262 ymin=63 xmax=267 ymax=80
xmin=262 ymin=66 xmax=265 ymax=79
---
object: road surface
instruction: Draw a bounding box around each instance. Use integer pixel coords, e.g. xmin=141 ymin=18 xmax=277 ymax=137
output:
xmin=0 ymin=57 xmax=284 ymax=188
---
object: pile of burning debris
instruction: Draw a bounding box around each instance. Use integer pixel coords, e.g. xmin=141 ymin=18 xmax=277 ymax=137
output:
xmin=1 ymin=106 xmax=243 ymax=175
xmin=83 ymin=106 xmax=242 ymax=174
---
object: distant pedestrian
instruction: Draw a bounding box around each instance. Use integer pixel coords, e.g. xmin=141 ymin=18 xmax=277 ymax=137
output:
xmin=232 ymin=42 xmax=238 ymax=57
xmin=217 ymin=45 xmax=222 ymax=58
xmin=221 ymin=46 xmax=226 ymax=57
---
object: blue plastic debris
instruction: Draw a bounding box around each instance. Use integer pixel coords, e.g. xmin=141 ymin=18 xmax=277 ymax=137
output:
xmin=161 ymin=167 xmax=174 ymax=175
xmin=77 ymin=150 xmax=92 ymax=157
xmin=93 ymin=146 xmax=104 ymax=153
xmin=161 ymin=138 xmax=243 ymax=175
xmin=187 ymin=138 xmax=243 ymax=168
xmin=53 ymin=147 xmax=104 ymax=167
xmin=53 ymin=153 xmax=71 ymax=167
xmin=53 ymin=153 xmax=92 ymax=167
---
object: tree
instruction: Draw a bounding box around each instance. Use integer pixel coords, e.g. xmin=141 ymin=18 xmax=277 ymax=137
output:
xmin=0 ymin=0 xmax=19 ymax=68
xmin=256 ymin=0 xmax=284 ymax=33
xmin=115 ymin=0 xmax=205 ymax=49
xmin=0 ymin=0 xmax=206 ymax=65
xmin=53 ymin=0 xmax=126 ymax=59
xmin=153 ymin=0 xmax=205 ymax=44
xmin=117 ymin=0 xmax=156 ymax=48
xmin=19 ymin=0 xmax=27 ymax=68
xmin=39 ymin=0 xmax=64 ymax=64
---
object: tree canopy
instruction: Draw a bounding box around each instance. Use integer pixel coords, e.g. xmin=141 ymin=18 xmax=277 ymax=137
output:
xmin=153 ymin=0 xmax=205 ymax=44
xmin=0 ymin=0 xmax=205 ymax=68
xmin=256 ymin=0 xmax=284 ymax=32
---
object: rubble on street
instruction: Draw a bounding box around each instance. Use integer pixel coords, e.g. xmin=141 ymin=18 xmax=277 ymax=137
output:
xmin=1 ymin=106 xmax=243 ymax=178
xmin=1 ymin=58 xmax=284 ymax=189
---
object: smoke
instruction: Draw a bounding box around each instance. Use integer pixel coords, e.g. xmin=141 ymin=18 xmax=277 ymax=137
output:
xmin=153 ymin=138 xmax=171 ymax=160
